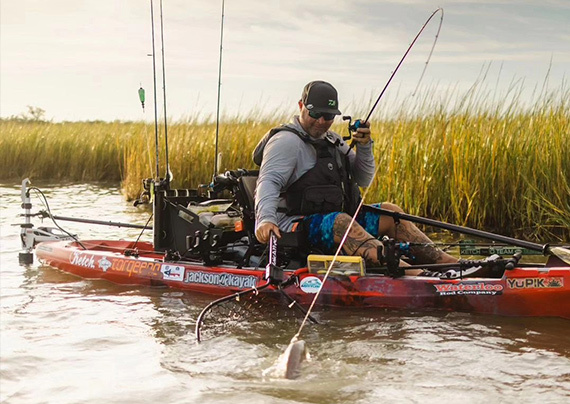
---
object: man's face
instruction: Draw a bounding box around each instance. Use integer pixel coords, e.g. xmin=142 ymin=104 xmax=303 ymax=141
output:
xmin=298 ymin=101 xmax=335 ymax=138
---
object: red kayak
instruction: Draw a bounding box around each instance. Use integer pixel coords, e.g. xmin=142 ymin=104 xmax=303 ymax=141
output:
xmin=35 ymin=239 xmax=570 ymax=319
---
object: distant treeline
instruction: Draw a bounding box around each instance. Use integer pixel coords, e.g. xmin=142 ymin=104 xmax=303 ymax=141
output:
xmin=1 ymin=93 xmax=568 ymax=241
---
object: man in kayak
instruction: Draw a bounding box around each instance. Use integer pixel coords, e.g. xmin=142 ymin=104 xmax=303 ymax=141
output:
xmin=252 ymin=80 xmax=457 ymax=270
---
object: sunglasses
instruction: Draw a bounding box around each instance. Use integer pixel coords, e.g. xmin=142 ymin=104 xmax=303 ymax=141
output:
xmin=307 ymin=110 xmax=336 ymax=121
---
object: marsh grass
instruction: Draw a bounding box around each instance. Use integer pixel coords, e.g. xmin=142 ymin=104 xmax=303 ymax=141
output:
xmin=1 ymin=86 xmax=568 ymax=240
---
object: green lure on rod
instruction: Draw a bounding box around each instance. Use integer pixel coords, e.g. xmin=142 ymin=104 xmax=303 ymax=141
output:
xmin=138 ymin=86 xmax=145 ymax=111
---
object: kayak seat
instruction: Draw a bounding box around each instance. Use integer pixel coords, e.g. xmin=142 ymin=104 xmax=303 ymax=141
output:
xmin=231 ymin=171 xmax=307 ymax=268
xmin=237 ymin=173 xmax=257 ymax=229
xmin=236 ymin=172 xmax=303 ymax=248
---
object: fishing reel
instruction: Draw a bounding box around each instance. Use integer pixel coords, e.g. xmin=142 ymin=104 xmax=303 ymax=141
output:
xmin=341 ymin=116 xmax=363 ymax=141
xmin=133 ymin=178 xmax=153 ymax=206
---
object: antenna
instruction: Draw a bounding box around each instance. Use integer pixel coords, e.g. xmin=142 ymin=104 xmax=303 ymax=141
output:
xmin=149 ymin=0 xmax=160 ymax=180
xmin=213 ymin=0 xmax=225 ymax=178
xmin=159 ymin=0 xmax=170 ymax=186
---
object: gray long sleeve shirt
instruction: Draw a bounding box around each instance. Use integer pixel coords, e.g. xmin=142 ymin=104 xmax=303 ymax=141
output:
xmin=254 ymin=116 xmax=376 ymax=232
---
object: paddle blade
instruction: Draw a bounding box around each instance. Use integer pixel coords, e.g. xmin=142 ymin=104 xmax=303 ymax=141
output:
xmin=551 ymin=247 xmax=570 ymax=265
xmin=263 ymin=337 xmax=310 ymax=380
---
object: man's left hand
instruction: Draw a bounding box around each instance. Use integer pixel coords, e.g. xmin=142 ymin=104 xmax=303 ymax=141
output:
xmin=352 ymin=121 xmax=371 ymax=145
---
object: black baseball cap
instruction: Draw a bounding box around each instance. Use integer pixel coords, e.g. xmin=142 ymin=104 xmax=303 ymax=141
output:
xmin=301 ymin=81 xmax=341 ymax=115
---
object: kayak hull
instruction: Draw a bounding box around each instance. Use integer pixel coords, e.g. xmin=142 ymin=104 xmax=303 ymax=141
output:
xmin=36 ymin=240 xmax=570 ymax=319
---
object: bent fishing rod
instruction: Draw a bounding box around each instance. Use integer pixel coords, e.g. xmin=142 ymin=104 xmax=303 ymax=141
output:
xmin=344 ymin=7 xmax=444 ymax=144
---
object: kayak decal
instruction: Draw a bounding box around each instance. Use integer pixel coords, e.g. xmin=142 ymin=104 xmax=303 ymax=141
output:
xmin=299 ymin=276 xmax=322 ymax=294
xmin=161 ymin=264 xmax=185 ymax=281
xmin=70 ymin=251 xmax=96 ymax=269
xmin=506 ymin=277 xmax=563 ymax=289
xmin=434 ymin=282 xmax=503 ymax=296
xmin=98 ymin=257 xmax=112 ymax=272
xmin=110 ymin=258 xmax=162 ymax=277
xmin=184 ymin=271 xmax=257 ymax=289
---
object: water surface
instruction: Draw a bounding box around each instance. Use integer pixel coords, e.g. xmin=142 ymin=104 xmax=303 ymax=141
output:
xmin=1 ymin=183 xmax=568 ymax=403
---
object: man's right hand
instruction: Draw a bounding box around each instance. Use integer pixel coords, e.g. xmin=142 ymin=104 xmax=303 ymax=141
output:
xmin=255 ymin=222 xmax=281 ymax=244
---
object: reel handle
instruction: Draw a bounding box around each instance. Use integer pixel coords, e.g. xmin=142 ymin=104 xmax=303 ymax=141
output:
xmin=342 ymin=116 xmax=363 ymax=140
xmin=342 ymin=116 xmax=365 ymax=148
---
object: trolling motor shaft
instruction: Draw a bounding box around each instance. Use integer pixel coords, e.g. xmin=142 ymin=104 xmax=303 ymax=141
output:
xmin=19 ymin=179 xmax=34 ymax=264
xmin=18 ymin=179 xmax=76 ymax=265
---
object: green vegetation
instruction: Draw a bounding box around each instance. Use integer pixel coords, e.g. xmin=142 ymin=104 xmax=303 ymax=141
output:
xmin=1 ymin=87 xmax=568 ymax=241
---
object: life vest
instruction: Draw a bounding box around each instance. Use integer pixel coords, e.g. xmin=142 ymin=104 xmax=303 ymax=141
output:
xmin=253 ymin=125 xmax=361 ymax=216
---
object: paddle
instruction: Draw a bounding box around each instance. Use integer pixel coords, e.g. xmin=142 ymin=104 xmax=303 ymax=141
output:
xmin=363 ymin=205 xmax=570 ymax=264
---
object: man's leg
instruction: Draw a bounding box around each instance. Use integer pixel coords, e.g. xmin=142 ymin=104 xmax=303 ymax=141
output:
xmin=377 ymin=203 xmax=456 ymax=264
xmin=332 ymin=213 xmax=423 ymax=273
xmin=307 ymin=211 xmax=447 ymax=270
xmin=332 ymin=213 xmax=383 ymax=264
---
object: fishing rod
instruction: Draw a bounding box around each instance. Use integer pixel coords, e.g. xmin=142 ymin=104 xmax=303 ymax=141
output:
xmin=343 ymin=7 xmax=444 ymax=144
xmin=159 ymin=0 xmax=171 ymax=186
xmin=213 ymin=0 xmax=226 ymax=178
xmin=144 ymin=0 xmax=171 ymax=186
xmin=264 ymin=9 xmax=448 ymax=379
xmin=363 ymin=205 xmax=570 ymax=264
xmin=35 ymin=211 xmax=151 ymax=230
xmin=148 ymin=0 xmax=161 ymax=181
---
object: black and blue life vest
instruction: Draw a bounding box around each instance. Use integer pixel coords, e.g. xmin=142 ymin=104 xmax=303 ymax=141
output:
xmin=253 ymin=125 xmax=361 ymax=216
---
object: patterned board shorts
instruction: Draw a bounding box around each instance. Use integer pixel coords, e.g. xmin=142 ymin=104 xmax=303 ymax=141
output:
xmin=302 ymin=203 xmax=382 ymax=253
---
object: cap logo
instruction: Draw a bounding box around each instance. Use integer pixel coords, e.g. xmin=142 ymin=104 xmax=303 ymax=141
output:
xmin=328 ymin=100 xmax=336 ymax=106
xmin=306 ymin=104 xmax=314 ymax=110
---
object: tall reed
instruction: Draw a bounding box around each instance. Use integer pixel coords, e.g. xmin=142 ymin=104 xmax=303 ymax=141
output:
xmin=1 ymin=86 xmax=568 ymax=241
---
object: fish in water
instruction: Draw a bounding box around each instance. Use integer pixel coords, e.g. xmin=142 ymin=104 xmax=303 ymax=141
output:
xmin=263 ymin=337 xmax=310 ymax=380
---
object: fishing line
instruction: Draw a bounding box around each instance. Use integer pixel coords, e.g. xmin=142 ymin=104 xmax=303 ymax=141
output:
xmin=412 ymin=8 xmax=444 ymax=96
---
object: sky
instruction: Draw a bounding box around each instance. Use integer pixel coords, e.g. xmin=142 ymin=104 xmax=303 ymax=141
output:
xmin=1 ymin=0 xmax=569 ymax=122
